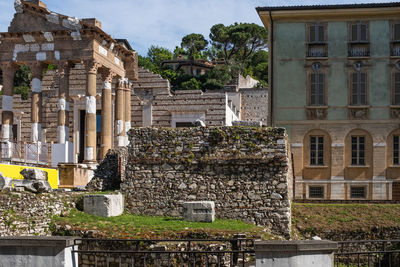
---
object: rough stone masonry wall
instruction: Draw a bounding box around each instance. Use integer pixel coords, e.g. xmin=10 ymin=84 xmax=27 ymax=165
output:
xmin=122 ymin=127 xmax=292 ymax=237
xmin=0 ymin=191 xmax=76 ymax=236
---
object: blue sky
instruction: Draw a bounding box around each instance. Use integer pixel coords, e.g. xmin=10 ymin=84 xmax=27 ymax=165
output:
xmin=0 ymin=0 xmax=396 ymax=55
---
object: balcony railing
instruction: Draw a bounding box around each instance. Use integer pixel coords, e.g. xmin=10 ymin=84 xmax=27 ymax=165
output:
xmin=349 ymin=44 xmax=370 ymax=57
xmin=392 ymin=43 xmax=400 ymax=56
xmin=307 ymin=44 xmax=327 ymax=57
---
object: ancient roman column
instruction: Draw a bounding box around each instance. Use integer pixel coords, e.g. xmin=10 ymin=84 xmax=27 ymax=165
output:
xmin=124 ymin=81 xmax=132 ymax=145
xmin=100 ymin=69 xmax=114 ymax=159
xmin=29 ymin=62 xmax=45 ymax=143
xmin=84 ymin=60 xmax=100 ymax=162
xmin=57 ymin=61 xmax=72 ymax=144
xmin=0 ymin=63 xmax=17 ymax=141
xmin=115 ymin=78 xmax=126 ymax=147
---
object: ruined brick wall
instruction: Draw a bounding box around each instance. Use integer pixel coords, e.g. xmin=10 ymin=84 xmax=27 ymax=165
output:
xmin=122 ymin=127 xmax=292 ymax=237
xmin=239 ymin=88 xmax=268 ymax=124
xmin=132 ymin=68 xmax=227 ymax=127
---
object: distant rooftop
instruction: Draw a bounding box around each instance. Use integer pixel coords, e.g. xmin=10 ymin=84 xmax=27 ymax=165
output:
xmin=256 ymin=2 xmax=400 ymax=12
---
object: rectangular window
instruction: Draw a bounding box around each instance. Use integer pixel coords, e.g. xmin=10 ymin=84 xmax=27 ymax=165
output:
xmin=310 ymin=136 xmax=324 ymax=166
xmin=310 ymin=73 xmax=325 ymax=106
xmin=351 ymin=136 xmax=365 ymax=165
xmin=309 ymin=186 xmax=324 ymax=198
xmin=351 ymin=186 xmax=366 ymax=198
xmin=393 ymin=23 xmax=400 ymax=42
xmin=350 ymin=23 xmax=368 ymax=43
xmin=309 ymin=24 xmax=325 ymax=43
xmin=351 ymin=72 xmax=367 ymax=105
xmin=394 ymin=72 xmax=400 ymax=105
xmin=394 ymin=135 xmax=400 ymax=165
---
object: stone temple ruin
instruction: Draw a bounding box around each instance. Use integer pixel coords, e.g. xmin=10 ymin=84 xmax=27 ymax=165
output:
xmin=0 ymin=1 xmax=268 ymax=185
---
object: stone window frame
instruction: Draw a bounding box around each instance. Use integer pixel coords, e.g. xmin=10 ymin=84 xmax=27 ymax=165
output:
xmin=348 ymin=21 xmax=370 ymax=58
xmin=302 ymin=129 xmax=331 ymax=180
xmin=387 ymin=129 xmax=400 ymax=179
xmin=306 ymin=22 xmax=328 ymax=58
xmin=344 ymin=129 xmax=373 ymax=180
xmin=305 ymin=61 xmax=329 ymax=120
xmin=390 ymin=21 xmax=400 ymax=57
xmin=391 ymin=63 xmax=400 ymax=106
xmin=347 ymin=61 xmax=370 ymax=119
xmin=351 ymin=135 xmax=366 ymax=166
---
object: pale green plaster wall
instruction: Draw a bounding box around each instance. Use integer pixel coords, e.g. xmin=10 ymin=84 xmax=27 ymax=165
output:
xmin=274 ymin=20 xmax=392 ymax=125
xmin=328 ymin=22 xmax=348 ymax=58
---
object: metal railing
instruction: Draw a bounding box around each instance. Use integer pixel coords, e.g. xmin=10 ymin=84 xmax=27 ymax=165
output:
xmin=335 ymin=240 xmax=400 ymax=267
xmin=0 ymin=139 xmax=50 ymax=166
xmin=349 ymin=44 xmax=370 ymax=57
xmin=308 ymin=44 xmax=328 ymax=57
xmin=73 ymin=238 xmax=255 ymax=267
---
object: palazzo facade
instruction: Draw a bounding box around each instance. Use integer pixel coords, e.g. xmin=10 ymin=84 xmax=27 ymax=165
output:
xmin=258 ymin=3 xmax=400 ymax=200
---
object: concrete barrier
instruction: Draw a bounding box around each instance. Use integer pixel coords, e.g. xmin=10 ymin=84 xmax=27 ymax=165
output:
xmin=255 ymin=240 xmax=338 ymax=267
xmin=0 ymin=236 xmax=80 ymax=267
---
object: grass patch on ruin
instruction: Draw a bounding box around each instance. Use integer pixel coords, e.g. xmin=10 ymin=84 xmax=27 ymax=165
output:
xmin=53 ymin=209 xmax=267 ymax=239
xmin=292 ymin=203 xmax=400 ymax=238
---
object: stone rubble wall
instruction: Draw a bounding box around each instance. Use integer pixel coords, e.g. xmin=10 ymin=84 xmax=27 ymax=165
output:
xmin=0 ymin=191 xmax=75 ymax=236
xmin=122 ymin=127 xmax=292 ymax=237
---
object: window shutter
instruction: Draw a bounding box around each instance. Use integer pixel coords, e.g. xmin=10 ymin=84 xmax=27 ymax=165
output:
xmin=395 ymin=72 xmax=400 ymax=105
xmin=394 ymin=24 xmax=400 ymax=41
xmin=360 ymin=72 xmax=367 ymax=105
xmin=309 ymin=25 xmax=316 ymax=43
xmin=310 ymin=73 xmax=316 ymax=105
xmin=351 ymin=73 xmax=358 ymax=105
xmin=318 ymin=25 xmax=325 ymax=42
xmin=360 ymin=24 xmax=368 ymax=42
xmin=351 ymin=24 xmax=358 ymax=42
xmin=318 ymin=73 xmax=325 ymax=105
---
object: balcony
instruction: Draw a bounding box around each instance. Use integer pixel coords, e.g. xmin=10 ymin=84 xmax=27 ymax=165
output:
xmin=348 ymin=43 xmax=370 ymax=57
xmin=307 ymin=44 xmax=327 ymax=58
xmin=392 ymin=43 xmax=400 ymax=57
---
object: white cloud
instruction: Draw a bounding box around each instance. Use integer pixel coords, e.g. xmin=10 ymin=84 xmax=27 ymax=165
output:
xmin=0 ymin=0 xmax=397 ymax=55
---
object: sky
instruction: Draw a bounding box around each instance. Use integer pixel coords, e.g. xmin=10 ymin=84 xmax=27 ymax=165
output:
xmin=0 ymin=0 xmax=397 ymax=55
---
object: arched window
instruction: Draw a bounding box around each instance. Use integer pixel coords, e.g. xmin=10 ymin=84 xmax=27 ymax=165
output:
xmin=387 ymin=129 xmax=400 ymax=179
xmin=302 ymin=129 xmax=332 ymax=180
xmin=344 ymin=129 xmax=373 ymax=179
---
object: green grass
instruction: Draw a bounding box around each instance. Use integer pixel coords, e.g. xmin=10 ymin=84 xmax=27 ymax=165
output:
xmin=292 ymin=203 xmax=400 ymax=238
xmin=54 ymin=209 xmax=264 ymax=239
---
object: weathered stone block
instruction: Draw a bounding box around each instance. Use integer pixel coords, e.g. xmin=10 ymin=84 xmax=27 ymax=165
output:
xmin=20 ymin=168 xmax=47 ymax=181
xmin=182 ymin=201 xmax=215 ymax=222
xmin=83 ymin=193 xmax=124 ymax=217
xmin=0 ymin=174 xmax=12 ymax=190
xmin=232 ymin=121 xmax=262 ymax=127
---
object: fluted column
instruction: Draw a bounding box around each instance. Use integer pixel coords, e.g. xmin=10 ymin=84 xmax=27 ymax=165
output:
xmin=124 ymin=81 xmax=132 ymax=145
xmin=57 ymin=61 xmax=72 ymax=144
xmin=116 ymin=78 xmax=126 ymax=147
xmin=100 ymin=69 xmax=114 ymax=159
xmin=84 ymin=60 xmax=100 ymax=162
xmin=28 ymin=62 xmax=45 ymax=143
xmin=0 ymin=63 xmax=17 ymax=141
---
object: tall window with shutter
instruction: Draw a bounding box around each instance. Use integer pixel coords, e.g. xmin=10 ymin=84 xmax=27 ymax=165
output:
xmin=349 ymin=22 xmax=369 ymax=57
xmin=392 ymin=23 xmax=400 ymax=56
xmin=351 ymin=72 xmax=367 ymax=105
xmin=394 ymin=135 xmax=400 ymax=165
xmin=307 ymin=23 xmax=327 ymax=57
xmin=394 ymin=72 xmax=400 ymax=105
xmin=310 ymin=72 xmax=325 ymax=106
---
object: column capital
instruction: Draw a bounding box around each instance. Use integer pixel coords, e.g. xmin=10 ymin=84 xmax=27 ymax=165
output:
xmin=99 ymin=68 xmax=117 ymax=83
xmin=84 ymin=59 xmax=101 ymax=74
xmin=27 ymin=62 xmax=46 ymax=79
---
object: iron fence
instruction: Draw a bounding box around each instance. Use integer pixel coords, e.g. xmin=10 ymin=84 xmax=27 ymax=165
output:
xmin=72 ymin=238 xmax=255 ymax=267
xmin=335 ymin=240 xmax=400 ymax=267
xmin=0 ymin=139 xmax=50 ymax=166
